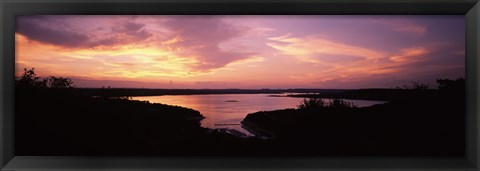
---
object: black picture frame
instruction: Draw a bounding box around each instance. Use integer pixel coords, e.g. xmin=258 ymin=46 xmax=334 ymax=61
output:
xmin=1 ymin=0 xmax=479 ymax=170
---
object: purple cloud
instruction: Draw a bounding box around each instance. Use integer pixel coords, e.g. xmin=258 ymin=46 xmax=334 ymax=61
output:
xmin=111 ymin=21 xmax=152 ymax=41
xmin=164 ymin=16 xmax=255 ymax=70
xmin=16 ymin=16 xmax=89 ymax=47
xmin=16 ymin=16 xmax=153 ymax=48
xmin=87 ymin=21 xmax=153 ymax=48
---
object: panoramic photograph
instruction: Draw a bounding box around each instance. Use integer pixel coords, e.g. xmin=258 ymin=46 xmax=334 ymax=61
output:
xmin=15 ymin=15 xmax=465 ymax=156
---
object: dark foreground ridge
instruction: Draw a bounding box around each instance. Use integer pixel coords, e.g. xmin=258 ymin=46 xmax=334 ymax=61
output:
xmin=242 ymin=79 xmax=465 ymax=155
xmin=15 ymin=69 xmax=263 ymax=155
xmin=16 ymin=88 xmax=275 ymax=155
xmin=15 ymin=68 xmax=465 ymax=156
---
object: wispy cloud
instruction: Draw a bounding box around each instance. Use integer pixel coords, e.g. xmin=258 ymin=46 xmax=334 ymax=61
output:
xmin=163 ymin=16 xmax=256 ymax=71
xmin=267 ymin=34 xmax=385 ymax=64
xmin=389 ymin=47 xmax=430 ymax=63
xmin=379 ymin=18 xmax=428 ymax=36
xmin=392 ymin=24 xmax=427 ymax=35
xmin=15 ymin=15 xmax=464 ymax=89
xmin=266 ymin=33 xmax=441 ymax=88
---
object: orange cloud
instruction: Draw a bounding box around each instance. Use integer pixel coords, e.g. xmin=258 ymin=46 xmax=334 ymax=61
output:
xmin=15 ymin=31 xmax=263 ymax=83
xmin=392 ymin=24 xmax=427 ymax=35
xmin=267 ymin=34 xmax=385 ymax=64
xmin=267 ymin=34 xmax=393 ymax=79
xmin=308 ymin=46 xmax=431 ymax=85
xmin=389 ymin=47 xmax=430 ymax=63
xmin=266 ymin=33 xmax=436 ymax=86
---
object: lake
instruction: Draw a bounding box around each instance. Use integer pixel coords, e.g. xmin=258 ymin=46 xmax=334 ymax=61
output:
xmin=131 ymin=94 xmax=385 ymax=136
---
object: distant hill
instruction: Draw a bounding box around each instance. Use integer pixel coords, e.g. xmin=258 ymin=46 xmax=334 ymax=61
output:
xmin=71 ymin=88 xmax=350 ymax=97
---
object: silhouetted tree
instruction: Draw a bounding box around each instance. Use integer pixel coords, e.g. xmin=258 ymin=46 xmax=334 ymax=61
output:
xmin=410 ymin=81 xmax=430 ymax=90
xmin=396 ymin=81 xmax=429 ymax=90
xmin=437 ymin=78 xmax=464 ymax=91
xmin=16 ymin=68 xmax=47 ymax=88
xmin=16 ymin=68 xmax=74 ymax=89
xmin=46 ymin=76 xmax=74 ymax=88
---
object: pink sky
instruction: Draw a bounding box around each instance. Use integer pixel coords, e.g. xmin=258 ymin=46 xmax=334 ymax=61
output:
xmin=15 ymin=15 xmax=465 ymax=89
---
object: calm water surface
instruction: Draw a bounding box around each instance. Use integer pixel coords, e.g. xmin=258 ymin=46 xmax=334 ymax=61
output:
xmin=132 ymin=94 xmax=385 ymax=136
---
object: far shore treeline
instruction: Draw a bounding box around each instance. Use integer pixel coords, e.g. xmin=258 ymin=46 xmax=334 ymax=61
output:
xmin=15 ymin=68 xmax=463 ymax=101
xmin=15 ymin=68 xmax=465 ymax=156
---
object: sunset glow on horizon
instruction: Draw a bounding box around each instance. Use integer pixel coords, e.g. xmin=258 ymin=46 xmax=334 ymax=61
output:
xmin=15 ymin=15 xmax=465 ymax=89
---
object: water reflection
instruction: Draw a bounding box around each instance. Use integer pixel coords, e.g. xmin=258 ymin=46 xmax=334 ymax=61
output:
xmin=131 ymin=94 xmax=385 ymax=136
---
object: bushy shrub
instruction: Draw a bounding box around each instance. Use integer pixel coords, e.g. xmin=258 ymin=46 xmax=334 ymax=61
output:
xmin=297 ymin=98 xmax=355 ymax=110
xmin=327 ymin=99 xmax=355 ymax=108
xmin=297 ymin=98 xmax=326 ymax=109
